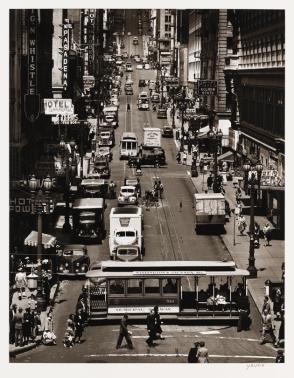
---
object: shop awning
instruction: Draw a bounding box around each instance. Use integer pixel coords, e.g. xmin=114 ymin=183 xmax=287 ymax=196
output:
xmin=24 ymin=231 xmax=56 ymax=249
xmin=217 ymin=151 xmax=236 ymax=163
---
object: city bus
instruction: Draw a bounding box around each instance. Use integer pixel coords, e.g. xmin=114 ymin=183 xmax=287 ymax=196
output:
xmin=119 ymin=132 xmax=138 ymax=159
xmin=84 ymin=260 xmax=250 ymax=322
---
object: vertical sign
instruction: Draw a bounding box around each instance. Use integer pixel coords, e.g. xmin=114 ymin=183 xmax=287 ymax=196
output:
xmin=81 ymin=10 xmax=88 ymax=75
xmin=24 ymin=9 xmax=40 ymax=122
xmin=63 ymin=18 xmax=72 ymax=94
xmin=87 ymin=9 xmax=95 ymax=75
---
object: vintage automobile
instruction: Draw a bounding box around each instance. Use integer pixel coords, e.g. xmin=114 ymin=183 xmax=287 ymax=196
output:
xmin=162 ymin=125 xmax=174 ymax=138
xmin=117 ymin=186 xmax=138 ymax=206
xmin=138 ymin=79 xmax=146 ymax=87
xmin=56 ymin=244 xmax=90 ymax=276
xmin=151 ymin=93 xmax=160 ymax=103
xmin=93 ymin=157 xmax=111 ymax=179
xmin=97 ymin=146 xmax=113 ymax=161
xmin=79 ymin=179 xmax=109 ymax=199
xmin=98 ymin=130 xmax=115 ymax=148
xmin=157 ymin=108 xmax=167 ymax=119
xmin=128 ymin=148 xmax=166 ymax=167
xmin=124 ymin=177 xmax=141 ymax=197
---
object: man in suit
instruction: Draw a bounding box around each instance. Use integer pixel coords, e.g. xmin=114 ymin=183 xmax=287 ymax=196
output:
xmin=188 ymin=342 xmax=199 ymax=363
xmin=116 ymin=314 xmax=133 ymax=349
xmin=154 ymin=305 xmax=165 ymax=340
xmin=146 ymin=309 xmax=156 ymax=347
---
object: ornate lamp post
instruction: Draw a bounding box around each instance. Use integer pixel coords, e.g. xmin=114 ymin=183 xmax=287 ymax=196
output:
xmin=29 ymin=174 xmax=52 ymax=311
xmin=208 ymin=128 xmax=223 ymax=193
xmin=243 ymin=160 xmax=263 ymax=278
xmin=60 ymin=136 xmax=72 ymax=232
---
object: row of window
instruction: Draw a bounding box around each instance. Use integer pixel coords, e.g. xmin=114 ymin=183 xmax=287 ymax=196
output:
xmin=239 ymin=85 xmax=284 ymax=138
xmin=108 ymin=276 xmax=244 ymax=297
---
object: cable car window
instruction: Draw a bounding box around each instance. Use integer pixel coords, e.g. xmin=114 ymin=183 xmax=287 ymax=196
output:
xmin=214 ymin=276 xmax=230 ymax=301
xmin=144 ymin=279 xmax=160 ymax=294
xmin=162 ymin=278 xmax=177 ymax=294
xmin=127 ymin=279 xmax=143 ymax=294
xmin=109 ymin=279 xmax=125 ymax=295
xmin=197 ymin=276 xmax=210 ymax=302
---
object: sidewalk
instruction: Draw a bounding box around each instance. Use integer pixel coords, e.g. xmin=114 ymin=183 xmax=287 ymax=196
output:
xmin=167 ymin=109 xmax=285 ymax=325
xmin=9 ymin=283 xmax=59 ymax=356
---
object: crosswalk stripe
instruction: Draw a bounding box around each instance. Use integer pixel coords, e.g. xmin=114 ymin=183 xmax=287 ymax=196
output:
xmin=85 ymin=353 xmax=276 ymax=359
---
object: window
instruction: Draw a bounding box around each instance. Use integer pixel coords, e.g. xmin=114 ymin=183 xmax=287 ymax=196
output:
xmin=165 ymin=24 xmax=171 ymax=32
xmin=165 ymin=15 xmax=171 ymax=23
xmin=144 ymin=279 xmax=160 ymax=294
xmin=109 ymin=280 xmax=125 ymax=295
xmin=127 ymin=279 xmax=143 ymax=295
xmin=162 ymin=278 xmax=178 ymax=294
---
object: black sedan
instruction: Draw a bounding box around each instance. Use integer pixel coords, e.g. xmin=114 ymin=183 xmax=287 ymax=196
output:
xmin=162 ymin=126 xmax=174 ymax=138
xmin=56 ymin=244 xmax=90 ymax=277
xmin=128 ymin=148 xmax=166 ymax=167
xmin=138 ymin=79 xmax=146 ymax=87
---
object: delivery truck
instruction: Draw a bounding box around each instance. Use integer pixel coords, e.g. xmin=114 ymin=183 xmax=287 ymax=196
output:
xmin=194 ymin=193 xmax=226 ymax=233
xmin=109 ymin=206 xmax=144 ymax=261
xmin=143 ymin=127 xmax=161 ymax=148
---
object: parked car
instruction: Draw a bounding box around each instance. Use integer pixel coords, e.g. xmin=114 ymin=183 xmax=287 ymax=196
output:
xmin=56 ymin=244 xmax=90 ymax=276
xmin=151 ymin=93 xmax=160 ymax=103
xmin=93 ymin=157 xmax=111 ymax=179
xmin=136 ymin=64 xmax=143 ymax=70
xmin=97 ymin=146 xmax=113 ymax=161
xmin=144 ymin=63 xmax=150 ymax=70
xmin=162 ymin=125 xmax=174 ymax=138
xmin=133 ymin=37 xmax=138 ymax=45
xmin=157 ymin=108 xmax=167 ymax=119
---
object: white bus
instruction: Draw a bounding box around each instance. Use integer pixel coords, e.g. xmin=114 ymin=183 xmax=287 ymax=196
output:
xmin=119 ymin=132 xmax=138 ymax=159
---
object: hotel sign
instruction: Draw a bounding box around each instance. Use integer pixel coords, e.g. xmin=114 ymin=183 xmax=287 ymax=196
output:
xmin=43 ymin=99 xmax=74 ymax=115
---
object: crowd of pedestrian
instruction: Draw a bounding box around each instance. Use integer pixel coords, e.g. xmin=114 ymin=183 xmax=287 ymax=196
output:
xmin=63 ymin=291 xmax=88 ymax=348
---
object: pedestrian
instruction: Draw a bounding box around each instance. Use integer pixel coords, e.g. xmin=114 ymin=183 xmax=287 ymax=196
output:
xmin=14 ymin=307 xmax=24 ymax=347
xmin=176 ymin=152 xmax=181 ymax=164
xmin=199 ymin=160 xmax=204 ymax=173
xmin=146 ymin=309 xmax=156 ymax=347
xmin=77 ymin=296 xmax=88 ymax=325
xmin=196 ymin=341 xmax=209 ymax=363
xmin=179 ymin=201 xmax=182 ymax=212
xmin=263 ymin=223 xmax=272 ymax=246
xmin=15 ymin=267 xmax=27 ymax=298
xmin=153 ymin=305 xmax=164 ymax=340
xmin=237 ymin=214 xmax=247 ymax=235
xmin=9 ymin=304 xmax=17 ymax=344
xmin=159 ymin=182 xmax=164 ymax=199
xmin=207 ymin=174 xmax=213 ymax=190
xmin=23 ymin=307 xmax=32 ymax=345
xmin=139 ymin=144 xmax=143 ymax=157
xmin=63 ymin=326 xmax=75 ymax=348
xmin=254 ymin=222 xmax=260 ymax=247
xmin=273 ymin=288 xmax=282 ymax=319
xmin=275 ymin=349 xmax=284 ymax=363
xmin=188 ymin=342 xmax=200 ymax=363
xmin=260 ymin=309 xmax=276 ymax=345
xmin=91 ymin=149 xmax=96 ymax=163
xmin=182 ymin=151 xmax=187 ymax=165
xmin=127 ymin=103 xmax=130 ymax=112
xmin=116 ymin=314 xmax=133 ymax=349
xmin=237 ymin=295 xmax=251 ymax=332
xmin=75 ymin=309 xmax=84 ymax=344
xmin=262 ymin=295 xmax=271 ymax=314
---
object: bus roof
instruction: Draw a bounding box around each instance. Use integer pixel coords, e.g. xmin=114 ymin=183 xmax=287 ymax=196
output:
xmin=73 ymin=198 xmax=104 ymax=209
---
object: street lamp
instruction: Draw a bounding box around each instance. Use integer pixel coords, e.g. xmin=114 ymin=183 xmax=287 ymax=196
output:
xmin=208 ymin=127 xmax=223 ymax=193
xmin=60 ymin=136 xmax=72 ymax=232
xmin=29 ymin=174 xmax=52 ymax=311
xmin=243 ymin=160 xmax=263 ymax=278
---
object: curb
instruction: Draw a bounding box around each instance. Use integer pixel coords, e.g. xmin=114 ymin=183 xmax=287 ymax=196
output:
xmin=9 ymin=342 xmax=37 ymax=357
